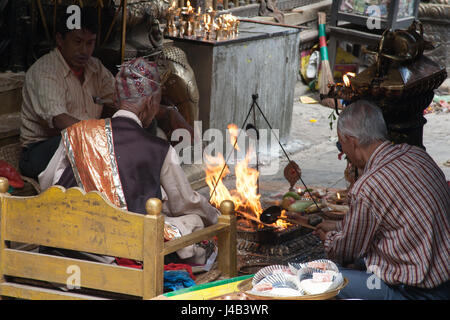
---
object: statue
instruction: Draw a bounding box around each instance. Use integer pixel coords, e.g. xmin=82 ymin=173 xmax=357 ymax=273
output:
xmin=0 ymin=0 xmax=200 ymax=125
xmin=102 ymin=0 xmax=200 ymax=126
xmin=19 ymin=0 xmax=199 ymax=126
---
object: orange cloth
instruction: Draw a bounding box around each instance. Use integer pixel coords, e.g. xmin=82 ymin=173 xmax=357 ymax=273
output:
xmin=63 ymin=118 xmax=126 ymax=209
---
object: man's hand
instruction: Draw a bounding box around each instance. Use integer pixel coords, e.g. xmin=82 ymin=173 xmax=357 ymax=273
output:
xmin=313 ymin=220 xmax=339 ymax=242
xmin=167 ymin=108 xmax=194 ymax=137
xmin=313 ymin=228 xmax=328 ymax=242
xmin=157 ymin=106 xmax=194 ymax=142
xmin=53 ymin=113 xmax=81 ymax=131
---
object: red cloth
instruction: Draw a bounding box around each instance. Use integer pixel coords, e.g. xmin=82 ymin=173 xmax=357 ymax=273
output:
xmin=115 ymin=258 xmax=142 ymax=269
xmin=114 ymin=260 xmax=196 ymax=281
xmin=164 ymin=263 xmax=196 ymax=280
xmin=0 ymin=160 xmax=24 ymax=188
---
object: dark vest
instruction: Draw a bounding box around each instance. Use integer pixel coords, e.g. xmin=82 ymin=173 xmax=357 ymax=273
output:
xmin=58 ymin=116 xmax=169 ymax=214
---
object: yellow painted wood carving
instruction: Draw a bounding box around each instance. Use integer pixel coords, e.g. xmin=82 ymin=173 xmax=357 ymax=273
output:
xmin=0 ymin=185 xmax=236 ymax=300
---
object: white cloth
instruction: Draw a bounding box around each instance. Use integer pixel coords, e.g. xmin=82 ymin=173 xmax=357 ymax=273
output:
xmin=39 ymin=110 xmax=220 ymax=261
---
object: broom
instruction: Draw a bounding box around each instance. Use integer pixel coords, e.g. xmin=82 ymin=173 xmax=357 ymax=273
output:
xmin=317 ymin=12 xmax=335 ymax=99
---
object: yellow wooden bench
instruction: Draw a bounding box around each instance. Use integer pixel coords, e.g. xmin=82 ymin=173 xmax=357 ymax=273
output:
xmin=0 ymin=178 xmax=237 ymax=300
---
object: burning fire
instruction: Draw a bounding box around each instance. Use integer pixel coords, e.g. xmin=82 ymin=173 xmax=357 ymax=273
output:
xmin=274 ymin=210 xmax=291 ymax=228
xmin=343 ymin=72 xmax=356 ymax=87
xmin=206 ymin=124 xmax=290 ymax=229
xmin=205 ymin=152 xmax=234 ymax=207
xmin=227 ymin=123 xmax=240 ymax=151
xmin=234 ymin=150 xmax=262 ymax=218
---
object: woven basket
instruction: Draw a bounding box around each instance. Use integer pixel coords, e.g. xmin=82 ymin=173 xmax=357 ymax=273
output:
xmin=0 ymin=142 xmax=41 ymax=194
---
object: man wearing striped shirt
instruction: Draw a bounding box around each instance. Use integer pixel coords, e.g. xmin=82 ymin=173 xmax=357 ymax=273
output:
xmin=315 ymin=100 xmax=450 ymax=300
xmin=19 ymin=8 xmax=114 ymax=180
xmin=19 ymin=8 xmax=194 ymax=181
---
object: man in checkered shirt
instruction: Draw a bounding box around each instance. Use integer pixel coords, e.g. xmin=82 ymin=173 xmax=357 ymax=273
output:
xmin=315 ymin=100 xmax=450 ymax=300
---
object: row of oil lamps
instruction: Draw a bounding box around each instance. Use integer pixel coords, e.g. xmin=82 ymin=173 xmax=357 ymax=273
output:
xmin=165 ymin=1 xmax=240 ymax=41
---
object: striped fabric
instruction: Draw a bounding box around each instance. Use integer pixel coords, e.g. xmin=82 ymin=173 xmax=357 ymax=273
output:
xmin=20 ymin=48 xmax=115 ymax=147
xmin=325 ymin=142 xmax=450 ymax=289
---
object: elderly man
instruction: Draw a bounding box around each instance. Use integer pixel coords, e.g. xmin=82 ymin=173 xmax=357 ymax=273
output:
xmin=315 ymin=100 xmax=450 ymax=300
xmin=40 ymin=57 xmax=219 ymax=264
xmin=19 ymin=7 xmax=192 ymax=181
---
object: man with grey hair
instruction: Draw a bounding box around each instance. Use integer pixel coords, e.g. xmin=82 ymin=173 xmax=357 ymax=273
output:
xmin=39 ymin=57 xmax=219 ymax=266
xmin=315 ymin=100 xmax=450 ymax=300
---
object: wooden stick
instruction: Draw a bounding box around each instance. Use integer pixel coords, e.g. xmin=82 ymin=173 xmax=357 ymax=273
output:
xmin=52 ymin=0 xmax=58 ymax=39
xmin=324 ymin=202 xmax=349 ymax=212
xmin=101 ymin=0 xmax=123 ymax=47
xmin=238 ymin=18 xmax=310 ymax=30
xmin=236 ymin=211 xmax=272 ymax=228
xmin=97 ymin=1 xmax=102 ymax=48
xmin=36 ymin=0 xmax=51 ymax=41
xmin=120 ymin=0 xmax=128 ymax=64
xmin=283 ymin=217 xmax=317 ymax=230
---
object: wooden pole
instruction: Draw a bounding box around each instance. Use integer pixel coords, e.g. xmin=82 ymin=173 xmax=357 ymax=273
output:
xmin=52 ymin=0 xmax=58 ymax=39
xmin=101 ymin=0 xmax=123 ymax=47
xmin=97 ymin=0 xmax=103 ymax=48
xmin=36 ymin=0 xmax=51 ymax=41
xmin=120 ymin=0 xmax=128 ymax=64
xmin=217 ymin=200 xmax=237 ymax=278
xmin=143 ymin=198 xmax=165 ymax=299
xmin=0 ymin=177 xmax=10 ymax=299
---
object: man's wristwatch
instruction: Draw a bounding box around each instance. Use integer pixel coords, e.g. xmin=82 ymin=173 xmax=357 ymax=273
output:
xmin=166 ymin=105 xmax=178 ymax=113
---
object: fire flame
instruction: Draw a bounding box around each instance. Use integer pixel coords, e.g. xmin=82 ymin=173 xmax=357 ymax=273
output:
xmin=234 ymin=150 xmax=263 ymax=219
xmin=227 ymin=123 xmax=240 ymax=151
xmin=205 ymin=145 xmax=262 ymax=219
xmin=205 ymin=152 xmax=233 ymax=208
xmin=274 ymin=210 xmax=291 ymax=228
xmin=337 ymin=192 xmax=341 ymax=200
xmin=343 ymin=72 xmax=355 ymax=87
xmin=206 ymin=124 xmax=290 ymax=228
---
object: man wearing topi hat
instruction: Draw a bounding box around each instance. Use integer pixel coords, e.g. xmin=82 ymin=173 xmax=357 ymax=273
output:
xmin=39 ymin=57 xmax=219 ymax=265
xmin=19 ymin=7 xmax=192 ymax=181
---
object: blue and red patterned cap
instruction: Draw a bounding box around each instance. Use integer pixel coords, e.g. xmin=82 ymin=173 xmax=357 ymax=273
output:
xmin=114 ymin=57 xmax=160 ymax=104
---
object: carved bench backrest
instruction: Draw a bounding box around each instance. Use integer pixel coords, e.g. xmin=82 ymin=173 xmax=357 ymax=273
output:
xmin=0 ymin=185 xmax=236 ymax=299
